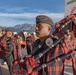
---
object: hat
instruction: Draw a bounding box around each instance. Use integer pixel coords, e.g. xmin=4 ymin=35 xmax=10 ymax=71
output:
xmin=36 ymin=15 xmax=54 ymax=27
xmin=2 ymin=29 xmax=6 ymax=31
xmin=5 ymin=28 xmax=13 ymax=33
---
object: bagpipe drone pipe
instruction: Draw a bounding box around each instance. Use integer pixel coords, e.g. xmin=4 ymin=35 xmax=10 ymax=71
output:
xmin=35 ymin=50 xmax=73 ymax=71
xmin=12 ymin=14 xmax=76 ymax=74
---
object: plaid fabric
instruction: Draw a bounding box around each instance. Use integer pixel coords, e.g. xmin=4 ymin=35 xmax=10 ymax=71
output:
xmin=33 ymin=38 xmax=65 ymax=75
xmin=0 ymin=35 xmax=15 ymax=57
xmin=63 ymin=35 xmax=73 ymax=64
xmin=73 ymin=23 xmax=76 ymax=38
xmin=12 ymin=37 xmax=18 ymax=60
xmin=72 ymin=51 xmax=76 ymax=75
xmin=12 ymin=37 xmax=22 ymax=60
xmin=63 ymin=33 xmax=76 ymax=75
xmin=70 ymin=33 xmax=76 ymax=75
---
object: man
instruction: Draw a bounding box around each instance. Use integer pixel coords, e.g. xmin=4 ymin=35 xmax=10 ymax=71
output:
xmin=33 ymin=15 xmax=66 ymax=75
xmin=63 ymin=22 xmax=76 ymax=75
xmin=0 ymin=29 xmax=15 ymax=75
xmin=1 ymin=29 xmax=6 ymax=36
xmin=26 ymin=36 xmax=34 ymax=55
xmin=0 ymin=29 xmax=7 ymax=65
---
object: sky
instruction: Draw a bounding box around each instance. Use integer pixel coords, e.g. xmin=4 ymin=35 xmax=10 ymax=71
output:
xmin=0 ymin=0 xmax=65 ymax=27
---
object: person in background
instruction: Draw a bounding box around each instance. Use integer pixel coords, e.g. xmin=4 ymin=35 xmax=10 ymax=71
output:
xmin=12 ymin=34 xmax=23 ymax=61
xmin=62 ymin=22 xmax=76 ymax=75
xmin=13 ymin=31 xmax=27 ymax=62
xmin=0 ymin=29 xmax=7 ymax=65
xmin=0 ymin=29 xmax=6 ymax=36
xmin=18 ymin=30 xmax=27 ymax=60
xmin=21 ymin=41 xmax=27 ymax=58
xmin=31 ymin=32 xmax=36 ymax=42
xmin=26 ymin=36 xmax=32 ymax=55
xmin=70 ymin=32 xmax=76 ymax=75
xmin=71 ymin=23 xmax=76 ymax=75
xmin=0 ymin=29 xmax=15 ymax=75
xmin=26 ymin=35 xmax=35 ymax=55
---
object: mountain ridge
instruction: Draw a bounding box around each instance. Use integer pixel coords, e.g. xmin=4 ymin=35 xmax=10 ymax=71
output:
xmin=0 ymin=23 xmax=35 ymax=32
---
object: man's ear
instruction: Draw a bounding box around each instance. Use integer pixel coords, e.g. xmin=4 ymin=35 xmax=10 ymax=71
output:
xmin=48 ymin=26 xmax=52 ymax=31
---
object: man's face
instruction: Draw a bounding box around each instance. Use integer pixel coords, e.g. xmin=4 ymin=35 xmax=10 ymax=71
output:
xmin=35 ymin=23 xmax=52 ymax=38
xmin=1 ymin=31 xmax=6 ymax=35
xmin=6 ymin=31 xmax=13 ymax=38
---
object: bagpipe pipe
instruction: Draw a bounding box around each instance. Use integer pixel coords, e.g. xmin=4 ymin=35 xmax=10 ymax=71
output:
xmin=12 ymin=14 xmax=76 ymax=74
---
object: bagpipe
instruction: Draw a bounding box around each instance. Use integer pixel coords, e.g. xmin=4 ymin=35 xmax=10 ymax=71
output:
xmin=12 ymin=14 xmax=76 ymax=75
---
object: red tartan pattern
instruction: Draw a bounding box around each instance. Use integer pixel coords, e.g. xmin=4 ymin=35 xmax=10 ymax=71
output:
xmin=63 ymin=33 xmax=76 ymax=75
xmin=0 ymin=35 xmax=15 ymax=58
xmin=73 ymin=24 xmax=76 ymax=38
xmin=71 ymin=34 xmax=76 ymax=75
xmin=72 ymin=51 xmax=76 ymax=75
xmin=33 ymin=39 xmax=65 ymax=75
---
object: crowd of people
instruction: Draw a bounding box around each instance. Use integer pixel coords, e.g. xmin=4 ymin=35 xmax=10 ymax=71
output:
xmin=0 ymin=29 xmax=36 ymax=75
xmin=0 ymin=15 xmax=75 ymax=75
